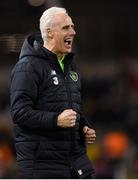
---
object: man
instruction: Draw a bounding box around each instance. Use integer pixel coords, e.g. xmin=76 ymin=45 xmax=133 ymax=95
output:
xmin=10 ymin=7 xmax=96 ymax=178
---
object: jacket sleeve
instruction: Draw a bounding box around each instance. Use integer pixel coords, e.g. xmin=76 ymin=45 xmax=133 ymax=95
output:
xmin=10 ymin=60 xmax=59 ymax=130
xmin=79 ymin=113 xmax=92 ymax=129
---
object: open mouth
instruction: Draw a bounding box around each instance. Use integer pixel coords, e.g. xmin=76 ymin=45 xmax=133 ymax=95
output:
xmin=64 ymin=39 xmax=72 ymax=46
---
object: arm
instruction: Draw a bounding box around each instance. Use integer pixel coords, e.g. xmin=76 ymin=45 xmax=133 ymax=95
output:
xmin=79 ymin=113 xmax=92 ymax=129
xmin=10 ymin=60 xmax=59 ymax=130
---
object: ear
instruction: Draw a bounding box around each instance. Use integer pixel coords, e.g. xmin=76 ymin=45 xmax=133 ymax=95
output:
xmin=47 ymin=28 xmax=53 ymax=38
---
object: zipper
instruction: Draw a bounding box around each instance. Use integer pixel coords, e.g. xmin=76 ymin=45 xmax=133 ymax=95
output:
xmin=64 ymin=76 xmax=72 ymax=107
xmin=64 ymin=75 xmax=74 ymax=168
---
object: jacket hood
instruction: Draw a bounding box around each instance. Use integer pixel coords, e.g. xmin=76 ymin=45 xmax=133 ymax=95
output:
xmin=19 ymin=34 xmax=46 ymax=60
xmin=19 ymin=34 xmax=74 ymax=61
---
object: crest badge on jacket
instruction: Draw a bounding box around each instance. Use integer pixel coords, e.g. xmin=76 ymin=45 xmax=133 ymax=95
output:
xmin=70 ymin=71 xmax=78 ymax=82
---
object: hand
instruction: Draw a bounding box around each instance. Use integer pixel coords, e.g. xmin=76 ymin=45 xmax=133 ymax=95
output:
xmin=83 ymin=126 xmax=96 ymax=144
xmin=57 ymin=109 xmax=77 ymax=128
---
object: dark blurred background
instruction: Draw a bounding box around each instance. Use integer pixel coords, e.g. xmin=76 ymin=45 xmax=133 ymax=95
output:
xmin=0 ymin=0 xmax=138 ymax=178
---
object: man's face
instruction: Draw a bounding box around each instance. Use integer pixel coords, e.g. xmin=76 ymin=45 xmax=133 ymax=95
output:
xmin=49 ymin=13 xmax=76 ymax=56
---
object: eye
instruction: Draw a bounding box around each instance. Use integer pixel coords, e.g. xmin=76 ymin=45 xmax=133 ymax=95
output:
xmin=71 ymin=25 xmax=75 ymax=31
xmin=62 ymin=25 xmax=75 ymax=32
xmin=63 ymin=25 xmax=69 ymax=30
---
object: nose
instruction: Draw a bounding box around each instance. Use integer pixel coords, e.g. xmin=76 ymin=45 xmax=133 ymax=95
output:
xmin=71 ymin=27 xmax=76 ymax=36
xmin=72 ymin=28 xmax=76 ymax=35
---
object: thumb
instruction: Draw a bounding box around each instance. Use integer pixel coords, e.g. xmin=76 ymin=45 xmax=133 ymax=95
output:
xmin=83 ymin=126 xmax=88 ymax=134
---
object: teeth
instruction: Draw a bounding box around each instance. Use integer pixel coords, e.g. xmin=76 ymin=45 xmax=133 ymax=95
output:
xmin=65 ymin=40 xmax=71 ymax=45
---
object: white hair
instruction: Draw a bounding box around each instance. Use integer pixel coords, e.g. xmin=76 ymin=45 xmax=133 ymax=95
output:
xmin=40 ymin=7 xmax=67 ymax=41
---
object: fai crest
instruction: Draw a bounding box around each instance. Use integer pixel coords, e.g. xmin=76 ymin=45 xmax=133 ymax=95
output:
xmin=70 ymin=71 xmax=78 ymax=82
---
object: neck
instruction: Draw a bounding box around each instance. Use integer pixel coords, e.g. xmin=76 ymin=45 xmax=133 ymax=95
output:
xmin=44 ymin=40 xmax=53 ymax=52
xmin=44 ymin=40 xmax=65 ymax=60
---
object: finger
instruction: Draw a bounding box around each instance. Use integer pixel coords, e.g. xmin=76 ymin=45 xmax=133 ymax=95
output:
xmin=86 ymin=140 xmax=94 ymax=144
xmin=85 ymin=133 xmax=96 ymax=138
xmin=85 ymin=137 xmax=96 ymax=142
xmin=67 ymin=116 xmax=77 ymax=122
xmin=66 ymin=109 xmax=77 ymax=114
xmin=87 ymin=129 xmax=96 ymax=134
xmin=86 ymin=132 xmax=96 ymax=138
xmin=69 ymin=112 xmax=77 ymax=117
xmin=70 ymin=121 xmax=76 ymax=127
xmin=70 ymin=114 xmax=77 ymax=119
xmin=64 ymin=109 xmax=75 ymax=116
xmin=85 ymin=137 xmax=95 ymax=141
xmin=83 ymin=126 xmax=89 ymax=134
xmin=66 ymin=119 xmax=75 ymax=127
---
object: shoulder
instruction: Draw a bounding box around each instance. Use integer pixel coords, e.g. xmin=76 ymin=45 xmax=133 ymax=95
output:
xmin=13 ymin=56 xmax=46 ymax=74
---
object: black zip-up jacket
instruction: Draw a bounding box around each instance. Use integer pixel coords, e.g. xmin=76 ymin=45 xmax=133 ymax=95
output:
xmin=10 ymin=35 xmax=94 ymax=178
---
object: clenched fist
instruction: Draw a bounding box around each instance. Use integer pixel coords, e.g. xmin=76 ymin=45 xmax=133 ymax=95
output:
xmin=57 ymin=109 xmax=77 ymax=128
xmin=83 ymin=126 xmax=96 ymax=144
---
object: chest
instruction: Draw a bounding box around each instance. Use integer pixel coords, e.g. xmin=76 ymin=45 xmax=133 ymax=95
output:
xmin=40 ymin=65 xmax=81 ymax=94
